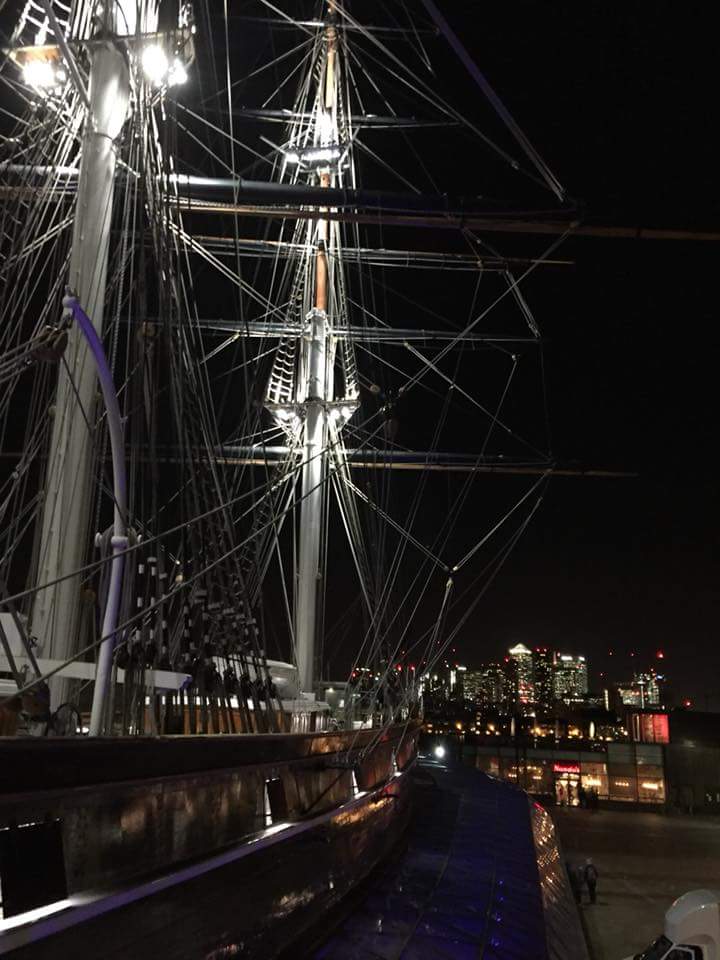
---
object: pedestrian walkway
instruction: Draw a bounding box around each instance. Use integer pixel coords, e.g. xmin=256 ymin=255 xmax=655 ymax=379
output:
xmin=312 ymin=757 xmax=588 ymax=959
xmin=550 ymin=806 xmax=720 ymax=960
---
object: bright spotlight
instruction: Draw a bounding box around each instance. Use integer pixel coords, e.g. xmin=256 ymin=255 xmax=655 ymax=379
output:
xmin=434 ymin=745 xmax=445 ymax=759
xmin=167 ymin=58 xmax=188 ymax=87
xmin=142 ymin=44 xmax=169 ymax=86
xmin=318 ymin=111 xmax=334 ymax=142
xmin=23 ymin=60 xmax=56 ymax=91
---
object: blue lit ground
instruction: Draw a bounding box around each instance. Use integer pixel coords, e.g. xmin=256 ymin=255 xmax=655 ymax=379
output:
xmin=309 ymin=754 xmax=580 ymax=959
xmin=550 ymin=806 xmax=720 ymax=960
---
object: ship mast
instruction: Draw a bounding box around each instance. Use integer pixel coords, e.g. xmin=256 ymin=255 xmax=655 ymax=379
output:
xmin=31 ymin=6 xmax=129 ymax=707
xmin=294 ymin=7 xmax=339 ymax=696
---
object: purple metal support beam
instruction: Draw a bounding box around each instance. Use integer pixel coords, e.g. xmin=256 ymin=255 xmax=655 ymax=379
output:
xmin=62 ymin=293 xmax=128 ymax=736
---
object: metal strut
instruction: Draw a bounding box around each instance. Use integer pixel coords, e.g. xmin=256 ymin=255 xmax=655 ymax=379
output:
xmin=30 ymin=31 xmax=130 ymax=711
xmin=63 ymin=294 xmax=128 ymax=737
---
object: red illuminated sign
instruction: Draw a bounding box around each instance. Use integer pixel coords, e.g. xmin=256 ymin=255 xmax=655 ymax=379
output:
xmin=636 ymin=713 xmax=669 ymax=744
xmin=553 ymin=763 xmax=580 ymax=775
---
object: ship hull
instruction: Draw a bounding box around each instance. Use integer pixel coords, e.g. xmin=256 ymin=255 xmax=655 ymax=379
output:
xmin=0 ymin=724 xmax=418 ymax=957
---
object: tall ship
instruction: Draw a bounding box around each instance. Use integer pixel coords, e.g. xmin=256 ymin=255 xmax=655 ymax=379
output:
xmin=0 ymin=1 xmax=570 ymax=955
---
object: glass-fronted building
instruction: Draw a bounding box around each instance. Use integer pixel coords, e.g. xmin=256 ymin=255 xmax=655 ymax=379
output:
xmin=508 ymin=643 xmax=535 ymax=711
xmin=552 ymin=653 xmax=588 ymax=702
xmin=470 ymin=742 xmax=666 ymax=805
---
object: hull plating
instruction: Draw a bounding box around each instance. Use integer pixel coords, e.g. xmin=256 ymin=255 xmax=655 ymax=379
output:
xmin=0 ymin=725 xmax=418 ymax=957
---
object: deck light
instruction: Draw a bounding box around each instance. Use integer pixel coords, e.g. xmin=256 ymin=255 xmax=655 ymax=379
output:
xmin=284 ymin=146 xmax=342 ymax=167
xmin=23 ymin=60 xmax=58 ymax=90
xmin=167 ymin=58 xmax=188 ymax=86
xmin=142 ymin=45 xmax=169 ymax=86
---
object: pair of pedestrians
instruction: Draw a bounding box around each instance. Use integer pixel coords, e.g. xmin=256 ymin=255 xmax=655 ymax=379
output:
xmin=567 ymin=858 xmax=599 ymax=905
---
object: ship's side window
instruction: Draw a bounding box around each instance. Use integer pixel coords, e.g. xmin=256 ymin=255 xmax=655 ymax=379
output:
xmin=0 ymin=820 xmax=67 ymax=919
xmin=264 ymin=777 xmax=288 ymax=825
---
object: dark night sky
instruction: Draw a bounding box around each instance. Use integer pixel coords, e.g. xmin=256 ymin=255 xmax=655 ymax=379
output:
xmin=439 ymin=2 xmax=719 ymax=704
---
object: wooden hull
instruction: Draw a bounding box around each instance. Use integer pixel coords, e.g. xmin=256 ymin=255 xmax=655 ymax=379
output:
xmin=0 ymin=724 xmax=418 ymax=957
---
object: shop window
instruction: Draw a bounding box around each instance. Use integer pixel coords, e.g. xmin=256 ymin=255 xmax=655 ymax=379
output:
xmin=610 ymin=777 xmax=638 ymax=802
xmin=580 ymin=761 xmax=609 ymax=799
xmin=264 ymin=778 xmax=288 ymax=825
xmin=638 ymin=777 xmax=665 ymax=803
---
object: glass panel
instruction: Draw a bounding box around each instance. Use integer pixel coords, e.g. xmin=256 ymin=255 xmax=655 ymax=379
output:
xmin=609 ymin=776 xmax=638 ymax=801
xmin=581 ymin=772 xmax=608 ymax=799
xmin=638 ymin=777 xmax=665 ymax=803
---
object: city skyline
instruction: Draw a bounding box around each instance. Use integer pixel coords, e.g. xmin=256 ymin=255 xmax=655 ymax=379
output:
xmin=429 ymin=641 xmax=675 ymax=716
xmin=454 ymin=644 xmax=667 ymax=693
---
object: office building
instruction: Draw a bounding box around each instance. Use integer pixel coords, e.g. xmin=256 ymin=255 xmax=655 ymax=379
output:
xmin=463 ymin=669 xmax=484 ymax=704
xmin=617 ymin=669 xmax=663 ymax=708
xmin=464 ymin=664 xmax=509 ymax=711
xmin=508 ymin=643 xmax=535 ymax=711
xmin=533 ymin=648 xmax=554 ymax=712
xmin=553 ymin=653 xmax=588 ymax=702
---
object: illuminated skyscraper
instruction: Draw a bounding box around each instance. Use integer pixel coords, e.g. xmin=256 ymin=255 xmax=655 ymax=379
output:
xmin=450 ymin=664 xmax=466 ymax=702
xmin=618 ymin=669 xmax=663 ymax=707
xmin=482 ymin=662 xmax=510 ymax=710
xmin=463 ymin=669 xmax=483 ymax=704
xmin=508 ymin=643 xmax=535 ymax=711
xmin=533 ymin=647 xmax=554 ymax=711
xmin=464 ymin=664 xmax=510 ymax=710
xmin=552 ymin=653 xmax=588 ymax=701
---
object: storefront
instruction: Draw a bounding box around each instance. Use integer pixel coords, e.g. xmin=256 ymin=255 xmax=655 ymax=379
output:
xmin=470 ymin=742 xmax=665 ymax=806
xmin=607 ymin=743 xmax=666 ymax=803
xmin=580 ymin=761 xmax=609 ymax=799
xmin=553 ymin=762 xmax=581 ymax=806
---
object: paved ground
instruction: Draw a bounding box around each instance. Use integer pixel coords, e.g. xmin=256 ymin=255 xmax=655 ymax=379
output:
xmin=547 ymin=806 xmax=720 ymax=960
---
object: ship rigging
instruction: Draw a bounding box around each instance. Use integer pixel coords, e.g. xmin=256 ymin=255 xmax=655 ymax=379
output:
xmin=0 ymin=0 xmax=564 ymax=738
xmin=0 ymin=2 xmax=592 ymax=954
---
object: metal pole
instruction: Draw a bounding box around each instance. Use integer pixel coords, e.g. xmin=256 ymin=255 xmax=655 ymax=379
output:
xmin=31 ymin=38 xmax=129 ymax=709
xmin=294 ymin=13 xmax=336 ymax=696
xmin=295 ymin=348 xmax=326 ymax=693
xmin=63 ymin=295 xmax=128 ymax=736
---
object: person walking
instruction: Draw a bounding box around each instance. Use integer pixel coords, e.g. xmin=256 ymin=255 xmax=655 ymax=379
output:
xmin=584 ymin=858 xmax=599 ymax=904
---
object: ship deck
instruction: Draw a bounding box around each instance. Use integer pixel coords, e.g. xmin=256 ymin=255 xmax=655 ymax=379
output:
xmin=304 ymin=752 xmax=589 ymax=960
